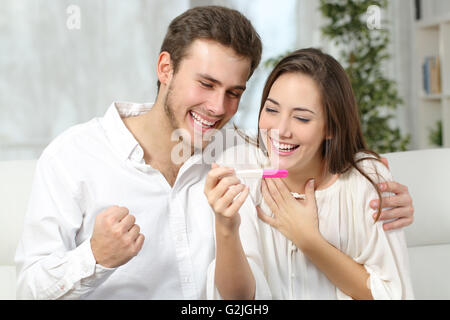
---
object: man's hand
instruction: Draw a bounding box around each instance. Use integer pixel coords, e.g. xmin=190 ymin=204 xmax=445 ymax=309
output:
xmin=370 ymin=182 xmax=414 ymax=231
xmin=90 ymin=206 xmax=145 ymax=268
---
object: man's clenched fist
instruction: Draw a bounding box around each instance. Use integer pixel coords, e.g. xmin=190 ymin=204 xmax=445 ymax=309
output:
xmin=90 ymin=206 xmax=145 ymax=268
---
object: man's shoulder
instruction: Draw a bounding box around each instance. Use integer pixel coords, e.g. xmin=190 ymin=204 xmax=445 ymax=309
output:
xmin=40 ymin=117 xmax=103 ymax=162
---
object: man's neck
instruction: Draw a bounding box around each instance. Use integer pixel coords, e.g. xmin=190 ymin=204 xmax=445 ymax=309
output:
xmin=122 ymin=102 xmax=186 ymax=186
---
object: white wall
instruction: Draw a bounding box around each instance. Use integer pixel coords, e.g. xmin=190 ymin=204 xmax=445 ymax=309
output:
xmin=191 ymin=0 xmax=298 ymax=131
xmin=422 ymin=0 xmax=450 ymax=20
xmin=0 ymin=0 xmax=189 ymax=160
xmin=2 ymin=0 xmax=450 ymax=160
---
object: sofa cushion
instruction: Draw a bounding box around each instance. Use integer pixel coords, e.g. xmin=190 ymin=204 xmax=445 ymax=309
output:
xmin=0 ymin=266 xmax=16 ymax=299
xmin=0 ymin=160 xmax=36 ymax=265
xmin=408 ymin=243 xmax=450 ymax=299
xmin=384 ymin=149 xmax=450 ymax=247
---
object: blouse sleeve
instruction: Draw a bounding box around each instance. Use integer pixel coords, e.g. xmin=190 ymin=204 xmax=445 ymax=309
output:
xmin=206 ymin=145 xmax=272 ymax=300
xmin=336 ymin=158 xmax=414 ymax=300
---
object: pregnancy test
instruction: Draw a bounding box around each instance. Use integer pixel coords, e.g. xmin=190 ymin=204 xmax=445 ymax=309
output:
xmin=235 ymin=169 xmax=288 ymax=179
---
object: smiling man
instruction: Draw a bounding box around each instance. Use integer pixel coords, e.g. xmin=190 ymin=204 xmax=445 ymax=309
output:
xmin=15 ymin=6 xmax=413 ymax=300
xmin=123 ymin=38 xmax=251 ymax=185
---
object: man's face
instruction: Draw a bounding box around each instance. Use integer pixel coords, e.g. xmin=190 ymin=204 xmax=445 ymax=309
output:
xmin=162 ymin=39 xmax=251 ymax=149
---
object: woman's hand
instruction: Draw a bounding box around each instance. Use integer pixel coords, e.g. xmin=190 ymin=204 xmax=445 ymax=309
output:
xmin=204 ymin=163 xmax=249 ymax=235
xmin=256 ymin=178 xmax=321 ymax=251
xmin=205 ymin=164 xmax=255 ymax=299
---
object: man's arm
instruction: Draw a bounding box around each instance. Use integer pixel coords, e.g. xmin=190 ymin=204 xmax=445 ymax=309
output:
xmin=370 ymin=181 xmax=414 ymax=231
xmin=371 ymin=157 xmax=414 ymax=231
xmin=15 ymin=154 xmax=143 ymax=299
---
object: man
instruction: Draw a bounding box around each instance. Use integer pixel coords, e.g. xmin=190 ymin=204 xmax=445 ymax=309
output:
xmin=15 ymin=6 xmax=413 ymax=299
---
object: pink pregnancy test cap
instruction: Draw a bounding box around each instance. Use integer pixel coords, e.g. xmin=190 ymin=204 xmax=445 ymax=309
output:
xmin=262 ymin=169 xmax=289 ymax=178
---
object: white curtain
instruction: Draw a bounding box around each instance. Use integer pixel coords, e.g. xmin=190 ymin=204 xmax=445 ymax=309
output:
xmin=228 ymin=0 xmax=442 ymax=150
xmin=0 ymin=0 xmax=190 ymax=160
xmin=2 ymin=0 xmax=450 ymax=160
xmin=191 ymin=0 xmax=299 ymax=131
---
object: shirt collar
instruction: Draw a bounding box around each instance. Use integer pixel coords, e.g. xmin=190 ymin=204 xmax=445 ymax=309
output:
xmin=100 ymin=101 xmax=233 ymax=168
xmin=100 ymin=101 xmax=153 ymax=161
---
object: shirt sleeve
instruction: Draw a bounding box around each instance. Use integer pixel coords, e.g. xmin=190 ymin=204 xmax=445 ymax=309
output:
xmin=336 ymin=158 xmax=414 ymax=300
xmin=14 ymin=152 xmax=115 ymax=299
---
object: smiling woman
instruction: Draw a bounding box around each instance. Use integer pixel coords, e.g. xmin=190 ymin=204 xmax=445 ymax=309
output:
xmin=259 ymin=72 xmax=325 ymax=172
xmin=206 ymin=48 xmax=414 ymax=300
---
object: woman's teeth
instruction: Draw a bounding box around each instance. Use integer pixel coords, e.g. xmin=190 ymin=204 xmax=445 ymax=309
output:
xmin=190 ymin=111 xmax=217 ymax=128
xmin=271 ymin=139 xmax=299 ymax=151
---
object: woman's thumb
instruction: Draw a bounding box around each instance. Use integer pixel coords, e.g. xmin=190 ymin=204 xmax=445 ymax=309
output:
xmin=305 ymin=179 xmax=316 ymax=200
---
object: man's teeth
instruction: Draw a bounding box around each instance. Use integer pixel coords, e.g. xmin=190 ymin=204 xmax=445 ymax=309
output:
xmin=272 ymin=140 xmax=299 ymax=150
xmin=191 ymin=111 xmax=216 ymax=127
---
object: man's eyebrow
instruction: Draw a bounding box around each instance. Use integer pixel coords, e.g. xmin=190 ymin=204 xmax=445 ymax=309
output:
xmin=266 ymin=98 xmax=316 ymax=114
xmin=197 ymin=73 xmax=246 ymax=91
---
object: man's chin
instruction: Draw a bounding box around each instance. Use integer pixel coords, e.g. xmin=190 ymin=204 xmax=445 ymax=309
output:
xmin=191 ymin=125 xmax=220 ymax=147
xmin=191 ymin=132 xmax=214 ymax=151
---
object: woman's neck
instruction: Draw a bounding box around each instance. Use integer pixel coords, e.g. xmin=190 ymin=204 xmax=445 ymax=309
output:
xmin=281 ymin=158 xmax=338 ymax=195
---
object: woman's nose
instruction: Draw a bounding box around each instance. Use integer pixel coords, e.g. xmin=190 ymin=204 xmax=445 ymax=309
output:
xmin=277 ymin=116 xmax=292 ymax=139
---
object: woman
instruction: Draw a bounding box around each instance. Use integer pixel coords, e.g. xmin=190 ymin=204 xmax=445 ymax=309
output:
xmin=204 ymin=48 xmax=414 ymax=300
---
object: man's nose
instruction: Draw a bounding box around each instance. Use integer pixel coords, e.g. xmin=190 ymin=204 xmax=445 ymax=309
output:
xmin=205 ymin=91 xmax=226 ymax=116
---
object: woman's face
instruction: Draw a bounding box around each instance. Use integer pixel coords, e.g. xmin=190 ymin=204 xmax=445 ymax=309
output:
xmin=259 ymin=72 xmax=327 ymax=172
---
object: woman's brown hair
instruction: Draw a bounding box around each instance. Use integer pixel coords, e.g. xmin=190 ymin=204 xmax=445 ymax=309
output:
xmin=247 ymin=48 xmax=385 ymax=220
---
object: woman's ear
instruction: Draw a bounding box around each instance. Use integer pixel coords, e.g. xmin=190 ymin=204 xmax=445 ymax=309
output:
xmin=156 ymin=51 xmax=173 ymax=87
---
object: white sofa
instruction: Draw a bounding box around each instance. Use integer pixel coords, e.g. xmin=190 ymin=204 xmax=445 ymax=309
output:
xmin=1 ymin=149 xmax=449 ymax=300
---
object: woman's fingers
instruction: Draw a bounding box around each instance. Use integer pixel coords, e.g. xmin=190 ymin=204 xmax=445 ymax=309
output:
xmin=223 ymin=185 xmax=249 ymax=217
xmin=261 ymin=179 xmax=279 ymax=214
xmin=214 ymin=184 xmax=246 ymax=216
xmin=272 ymin=178 xmax=295 ymax=202
xmin=264 ymin=178 xmax=285 ymax=206
xmin=304 ymin=179 xmax=316 ymax=206
xmin=209 ymin=175 xmax=242 ymax=203
xmin=204 ymin=165 xmax=234 ymax=194
xmin=256 ymin=205 xmax=276 ymax=227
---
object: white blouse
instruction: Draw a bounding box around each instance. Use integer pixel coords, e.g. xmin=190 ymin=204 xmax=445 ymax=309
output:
xmin=207 ymin=143 xmax=414 ymax=300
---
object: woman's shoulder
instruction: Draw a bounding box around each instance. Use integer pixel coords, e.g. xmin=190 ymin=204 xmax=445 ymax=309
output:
xmin=346 ymin=152 xmax=393 ymax=185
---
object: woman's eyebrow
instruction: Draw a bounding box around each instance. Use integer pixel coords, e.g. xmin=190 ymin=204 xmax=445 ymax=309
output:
xmin=267 ymin=97 xmax=316 ymax=114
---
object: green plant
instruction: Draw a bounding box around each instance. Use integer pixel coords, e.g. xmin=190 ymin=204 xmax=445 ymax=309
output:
xmin=319 ymin=0 xmax=410 ymax=153
xmin=429 ymin=120 xmax=443 ymax=147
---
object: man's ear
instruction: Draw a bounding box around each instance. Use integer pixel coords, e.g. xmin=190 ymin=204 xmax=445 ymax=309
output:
xmin=157 ymin=51 xmax=173 ymax=87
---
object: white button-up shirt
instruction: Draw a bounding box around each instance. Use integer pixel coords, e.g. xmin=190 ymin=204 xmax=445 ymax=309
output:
xmin=15 ymin=102 xmax=221 ymax=299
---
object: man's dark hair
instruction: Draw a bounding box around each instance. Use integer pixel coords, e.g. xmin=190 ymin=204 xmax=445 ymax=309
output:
xmin=157 ymin=6 xmax=262 ymax=91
